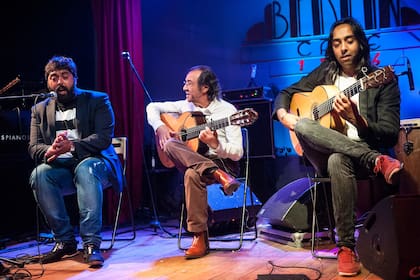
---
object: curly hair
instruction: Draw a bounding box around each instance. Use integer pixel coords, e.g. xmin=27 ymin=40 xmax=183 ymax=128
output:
xmin=44 ymin=56 xmax=78 ymax=81
xmin=189 ymin=65 xmax=221 ymax=101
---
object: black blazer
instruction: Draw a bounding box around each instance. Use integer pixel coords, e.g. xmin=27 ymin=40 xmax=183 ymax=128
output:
xmin=28 ymin=88 xmax=124 ymax=192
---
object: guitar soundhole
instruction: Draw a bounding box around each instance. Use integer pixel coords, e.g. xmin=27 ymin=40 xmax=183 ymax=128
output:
xmin=312 ymin=104 xmax=319 ymax=120
xmin=180 ymin=129 xmax=187 ymax=141
xmin=313 ymin=110 xmax=319 ymax=120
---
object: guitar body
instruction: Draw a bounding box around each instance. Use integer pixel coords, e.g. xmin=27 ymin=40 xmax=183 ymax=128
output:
xmin=287 ymin=65 xmax=395 ymax=156
xmin=156 ymin=112 xmax=206 ymax=168
xmin=289 ymin=85 xmax=346 ymax=156
xmin=154 ymin=108 xmax=259 ymax=168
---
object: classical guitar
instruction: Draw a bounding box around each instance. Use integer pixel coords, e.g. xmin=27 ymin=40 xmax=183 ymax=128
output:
xmin=156 ymin=108 xmax=258 ymax=168
xmin=289 ymin=65 xmax=395 ymax=156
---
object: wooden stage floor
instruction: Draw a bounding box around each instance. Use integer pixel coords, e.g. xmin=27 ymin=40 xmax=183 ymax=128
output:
xmin=0 ymin=221 xmax=383 ymax=280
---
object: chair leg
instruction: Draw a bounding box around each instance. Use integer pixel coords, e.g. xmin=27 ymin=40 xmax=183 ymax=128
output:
xmin=310 ymin=181 xmax=337 ymax=259
xmin=177 ymin=202 xmax=187 ymax=250
xmin=102 ymin=188 xmax=137 ymax=250
xmin=178 ymin=183 xmax=257 ymax=252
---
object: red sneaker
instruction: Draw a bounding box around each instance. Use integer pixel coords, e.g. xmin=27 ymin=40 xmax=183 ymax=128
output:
xmin=373 ymin=155 xmax=403 ymax=185
xmin=337 ymin=247 xmax=361 ymax=276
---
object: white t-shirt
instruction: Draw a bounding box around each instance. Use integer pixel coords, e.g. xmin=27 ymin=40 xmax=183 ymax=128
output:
xmin=56 ymin=108 xmax=80 ymax=158
xmin=335 ymin=75 xmax=361 ymax=141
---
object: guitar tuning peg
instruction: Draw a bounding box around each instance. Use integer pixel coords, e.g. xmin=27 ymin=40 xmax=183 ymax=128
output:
xmin=361 ymin=66 xmax=369 ymax=78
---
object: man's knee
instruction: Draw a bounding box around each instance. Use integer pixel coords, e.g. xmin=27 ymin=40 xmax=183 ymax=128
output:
xmin=75 ymin=158 xmax=104 ymax=172
xmin=328 ymin=153 xmax=352 ymax=175
xmin=295 ymin=118 xmax=312 ymax=136
xmin=29 ymin=164 xmax=50 ymax=187
xmin=163 ymin=138 xmax=179 ymax=154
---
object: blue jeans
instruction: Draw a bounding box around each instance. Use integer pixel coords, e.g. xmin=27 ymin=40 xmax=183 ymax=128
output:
xmin=294 ymin=118 xmax=381 ymax=249
xmin=30 ymin=157 xmax=111 ymax=248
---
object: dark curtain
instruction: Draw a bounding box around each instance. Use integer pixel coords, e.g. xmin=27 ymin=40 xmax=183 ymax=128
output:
xmin=91 ymin=0 xmax=144 ymax=223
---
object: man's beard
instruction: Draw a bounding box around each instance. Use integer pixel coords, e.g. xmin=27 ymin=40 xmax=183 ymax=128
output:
xmin=55 ymin=85 xmax=76 ymax=104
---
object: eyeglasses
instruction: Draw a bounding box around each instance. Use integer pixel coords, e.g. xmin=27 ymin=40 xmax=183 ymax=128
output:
xmin=183 ymin=80 xmax=194 ymax=87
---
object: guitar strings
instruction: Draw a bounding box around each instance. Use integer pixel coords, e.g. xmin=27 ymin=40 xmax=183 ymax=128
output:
xmin=313 ymin=79 xmax=362 ymax=120
xmin=179 ymin=118 xmax=229 ymax=140
xmin=178 ymin=110 xmax=253 ymax=141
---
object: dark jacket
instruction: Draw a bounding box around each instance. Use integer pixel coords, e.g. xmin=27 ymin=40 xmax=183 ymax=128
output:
xmin=28 ymin=88 xmax=124 ymax=192
xmin=272 ymin=61 xmax=401 ymax=150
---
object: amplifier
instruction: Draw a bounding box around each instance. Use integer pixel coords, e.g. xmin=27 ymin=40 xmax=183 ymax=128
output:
xmin=400 ymin=118 xmax=420 ymax=128
xmin=222 ymin=86 xmax=263 ymax=102
xmin=231 ymin=98 xmax=274 ymax=158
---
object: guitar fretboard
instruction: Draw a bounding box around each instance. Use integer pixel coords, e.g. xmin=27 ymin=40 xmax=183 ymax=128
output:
xmin=312 ymin=78 xmax=365 ymax=120
xmin=179 ymin=117 xmax=230 ymax=141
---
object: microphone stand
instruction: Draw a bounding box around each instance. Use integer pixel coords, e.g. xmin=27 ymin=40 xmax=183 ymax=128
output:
xmin=1 ymin=256 xmax=25 ymax=277
xmin=0 ymin=257 xmax=24 ymax=268
xmin=122 ymin=51 xmax=175 ymax=237
xmin=122 ymin=52 xmax=153 ymax=103
xmin=0 ymin=93 xmax=56 ymax=100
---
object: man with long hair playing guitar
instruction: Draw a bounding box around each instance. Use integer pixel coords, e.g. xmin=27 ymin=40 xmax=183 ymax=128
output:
xmin=273 ymin=17 xmax=403 ymax=276
xmin=146 ymin=65 xmax=257 ymax=259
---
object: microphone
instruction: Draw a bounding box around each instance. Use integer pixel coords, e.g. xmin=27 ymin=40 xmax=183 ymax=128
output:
xmin=39 ymin=91 xmax=57 ymax=98
xmin=407 ymin=58 xmax=415 ymax=91
xmin=121 ymin=51 xmax=131 ymax=60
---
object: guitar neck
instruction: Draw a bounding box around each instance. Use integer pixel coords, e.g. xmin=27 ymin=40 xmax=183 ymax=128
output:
xmin=314 ymin=79 xmax=363 ymax=120
xmin=182 ymin=117 xmax=230 ymax=141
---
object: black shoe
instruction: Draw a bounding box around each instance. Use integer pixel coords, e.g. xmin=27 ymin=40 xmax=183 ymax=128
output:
xmin=41 ymin=241 xmax=78 ymax=264
xmin=83 ymin=244 xmax=104 ymax=267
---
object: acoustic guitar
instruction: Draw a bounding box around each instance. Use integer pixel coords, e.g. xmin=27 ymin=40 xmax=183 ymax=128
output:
xmin=289 ymin=65 xmax=395 ymax=156
xmin=156 ymin=108 xmax=258 ymax=168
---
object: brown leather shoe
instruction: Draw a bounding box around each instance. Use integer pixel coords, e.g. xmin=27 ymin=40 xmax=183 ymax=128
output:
xmin=185 ymin=231 xmax=209 ymax=259
xmin=212 ymin=169 xmax=240 ymax=196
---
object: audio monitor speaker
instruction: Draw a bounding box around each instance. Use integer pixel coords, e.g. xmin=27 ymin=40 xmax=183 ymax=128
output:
xmin=257 ymin=177 xmax=333 ymax=232
xmin=231 ymin=98 xmax=274 ymax=158
xmin=206 ymin=183 xmax=262 ymax=235
xmin=356 ymin=195 xmax=420 ymax=280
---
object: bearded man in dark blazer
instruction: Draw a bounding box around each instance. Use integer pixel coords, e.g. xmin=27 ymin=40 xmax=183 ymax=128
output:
xmin=28 ymin=55 xmax=123 ymax=267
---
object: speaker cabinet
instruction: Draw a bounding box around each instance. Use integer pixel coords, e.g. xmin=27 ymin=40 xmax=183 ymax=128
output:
xmin=231 ymin=98 xmax=274 ymax=158
xmin=356 ymin=195 xmax=420 ymax=280
xmin=257 ymin=177 xmax=332 ymax=232
xmin=206 ymin=183 xmax=262 ymax=235
xmin=394 ymin=127 xmax=420 ymax=195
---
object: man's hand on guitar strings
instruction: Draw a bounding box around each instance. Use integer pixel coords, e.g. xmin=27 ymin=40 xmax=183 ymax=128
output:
xmin=333 ymin=93 xmax=358 ymax=123
xmin=199 ymin=127 xmax=219 ymax=149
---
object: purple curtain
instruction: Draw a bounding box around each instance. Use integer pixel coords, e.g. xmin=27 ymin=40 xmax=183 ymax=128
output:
xmin=91 ymin=0 xmax=144 ymax=223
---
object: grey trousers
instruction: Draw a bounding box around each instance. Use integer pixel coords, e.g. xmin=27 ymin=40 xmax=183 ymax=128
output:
xmin=294 ymin=118 xmax=381 ymax=249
